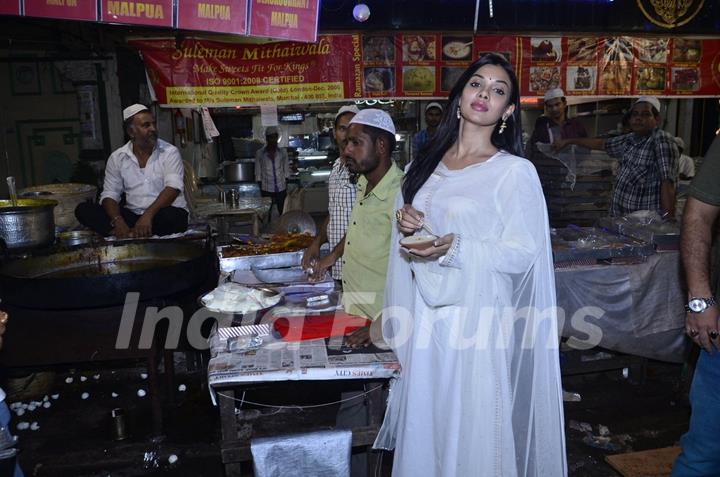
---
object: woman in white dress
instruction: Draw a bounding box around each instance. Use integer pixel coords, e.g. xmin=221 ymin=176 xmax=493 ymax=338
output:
xmin=373 ymin=54 xmax=567 ymax=476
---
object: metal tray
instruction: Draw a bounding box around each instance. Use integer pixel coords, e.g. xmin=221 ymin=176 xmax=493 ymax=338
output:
xmin=595 ymin=217 xmax=680 ymax=248
xmin=217 ymin=247 xmax=304 ymax=273
xmin=251 ymin=265 xmax=308 ymax=284
xmin=551 ymin=226 xmax=655 ymax=262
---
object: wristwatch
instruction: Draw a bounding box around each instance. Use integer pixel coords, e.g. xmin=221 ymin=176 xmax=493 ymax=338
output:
xmin=685 ymin=296 xmax=717 ymax=313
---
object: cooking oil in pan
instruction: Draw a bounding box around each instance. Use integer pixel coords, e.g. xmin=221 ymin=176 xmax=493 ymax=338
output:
xmin=38 ymin=258 xmax=181 ymax=278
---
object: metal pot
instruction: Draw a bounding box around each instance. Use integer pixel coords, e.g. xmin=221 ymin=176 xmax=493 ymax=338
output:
xmin=222 ymin=160 xmax=255 ymax=182
xmin=0 ymin=199 xmax=57 ymax=250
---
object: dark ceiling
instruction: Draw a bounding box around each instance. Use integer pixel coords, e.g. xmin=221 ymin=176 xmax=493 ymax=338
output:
xmin=317 ymin=0 xmax=720 ymax=34
xmin=0 ymin=0 xmax=717 ymax=55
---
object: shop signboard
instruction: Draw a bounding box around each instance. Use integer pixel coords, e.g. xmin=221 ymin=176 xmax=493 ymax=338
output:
xmin=24 ymin=0 xmax=97 ymax=21
xmin=100 ymin=0 xmax=172 ymax=27
xmin=177 ymin=0 xmax=248 ymax=35
xmin=132 ymin=34 xmax=720 ymax=107
xmin=130 ymin=35 xmax=359 ymax=107
xmin=0 ymin=0 xmax=21 ymax=16
xmin=248 ymin=0 xmax=319 ymax=43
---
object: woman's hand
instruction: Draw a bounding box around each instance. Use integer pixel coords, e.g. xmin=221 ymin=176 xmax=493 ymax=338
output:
xmin=396 ymin=204 xmax=425 ymax=236
xmin=403 ymin=233 xmax=455 ymax=260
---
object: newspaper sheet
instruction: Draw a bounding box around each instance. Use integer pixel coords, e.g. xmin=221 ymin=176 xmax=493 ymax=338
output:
xmin=208 ymin=325 xmax=400 ymax=402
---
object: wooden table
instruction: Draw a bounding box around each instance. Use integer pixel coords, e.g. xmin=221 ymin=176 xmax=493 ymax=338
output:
xmin=208 ymin=329 xmax=399 ymax=476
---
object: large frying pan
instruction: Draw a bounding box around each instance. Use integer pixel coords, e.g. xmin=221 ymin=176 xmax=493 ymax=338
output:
xmin=0 ymin=241 xmax=217 ymax=309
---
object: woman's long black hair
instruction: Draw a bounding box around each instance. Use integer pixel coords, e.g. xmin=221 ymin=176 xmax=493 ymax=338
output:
xmin=402 ymin=53 xmax=523 ymax=204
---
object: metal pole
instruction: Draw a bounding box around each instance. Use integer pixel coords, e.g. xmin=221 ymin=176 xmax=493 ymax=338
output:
xmin=473 ymin=0 xmax=480 ymax=33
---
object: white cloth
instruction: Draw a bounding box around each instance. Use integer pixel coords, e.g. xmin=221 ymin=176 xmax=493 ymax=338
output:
xmin=251 ymin=429 xmax=352 ymax=477
xmin=375 ymin=152 xmax=567 ymax=477
xmin=679 ymin=153 xmax=695 ymax=178
xmin=327 ymin=158 xmax=356 ymax=280
xmin=254 ymin=146 xmax=290 ymax=193
xmin=99 ymin=139 xmax=187 ymax=214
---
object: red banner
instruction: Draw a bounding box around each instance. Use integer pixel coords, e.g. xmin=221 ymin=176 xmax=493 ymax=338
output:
xmin=130 ymin=35 xmax=360 ymax=107
xmin=100 ymin=0 xmax=172 ymax=27
xmin=248 ymin=0 xmax=319 ymax=43
xmin=24 ymin=0 xmax=97 ymax=21
xmin=132 ymin=34 xmax=720 ymax=107
xmin=0 ymin=0 xmax=21 ymax=16
xmin=177 ymin=0 xmax=248 ymax=35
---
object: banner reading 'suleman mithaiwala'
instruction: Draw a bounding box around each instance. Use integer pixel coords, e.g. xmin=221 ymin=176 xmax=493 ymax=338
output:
xmin=177 ymin=0 xmax=248 ymax=35
xmin=24 ymin=0 xmax=97 ymax=21
xmin=100 ymin=0 xmax=172 ymax=27
xmin=129 ymin=35 xmax=361 ymax=107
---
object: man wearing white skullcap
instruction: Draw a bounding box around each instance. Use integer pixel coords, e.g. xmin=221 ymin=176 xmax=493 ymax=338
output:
xmin=412 ymin=102 xmax=444 ymax=161
xmin=302 ymin=105 xmax=360 ymax=281
xmin=525 ymin=88 xmax=587 ymax=160
xmin=674 ymin=136 xmax=695 ymax=180
xmin=75 ymin=103 xmax=188 ymax=238
xmin=254 ymin=126 xmax=291 ymax=219
xmin=554 ymin=95 xmax=679 ymax=217
xmin=323 ymin=109 xmax=403 ymax=347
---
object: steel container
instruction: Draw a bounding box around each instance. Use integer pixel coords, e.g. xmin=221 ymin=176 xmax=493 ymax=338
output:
xmin=222 ymin=161 xmax=255 ymax=182
xmin=0 ymin=199 xmax=58 ymax=250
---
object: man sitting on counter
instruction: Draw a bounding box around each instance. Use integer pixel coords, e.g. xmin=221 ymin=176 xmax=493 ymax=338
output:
xmin=75 ymin=104 xmax=188 ymax=238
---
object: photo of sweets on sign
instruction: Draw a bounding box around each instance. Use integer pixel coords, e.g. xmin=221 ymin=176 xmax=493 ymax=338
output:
xmin=100 ymin=0 xmax=172 ymax=27
xmin=248 ymin=0 xmax=320 ymax=43
xmin=24 ymin=0 xmax=98 ymax=21
xmin=177 ymin=0 xmax=248 ymax=35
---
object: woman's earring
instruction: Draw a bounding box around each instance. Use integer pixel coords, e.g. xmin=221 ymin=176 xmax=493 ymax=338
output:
xmin=498 ymin=118 xmax=507 ymax=134
xmin=456 ymin=107 xmax=461 ymax=119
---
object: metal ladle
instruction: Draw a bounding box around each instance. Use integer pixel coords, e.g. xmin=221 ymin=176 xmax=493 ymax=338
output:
xmin=6 ymin=176 xmax=17 ymax=206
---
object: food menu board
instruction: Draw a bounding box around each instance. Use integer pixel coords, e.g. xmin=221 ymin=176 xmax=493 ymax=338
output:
xmin=353 ymin=34 xmax=718 ymax=99
xmin=358 ymin=34 xmax=521 ymax=98
xmin=520 ymin=36 xmax=720 ymax=97
xmin=133 ymin=33 xmax=720 ymax=107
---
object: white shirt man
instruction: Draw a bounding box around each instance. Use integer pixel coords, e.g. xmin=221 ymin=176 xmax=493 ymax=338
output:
xmin=254 ymin=126 xmax=291 ymax=217
xmin=75 ymin=104 xmax=188 ymax=237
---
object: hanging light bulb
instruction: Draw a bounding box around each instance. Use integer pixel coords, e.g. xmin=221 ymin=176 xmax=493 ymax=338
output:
xmin=353 ymin=3 xmax=371 ymax=22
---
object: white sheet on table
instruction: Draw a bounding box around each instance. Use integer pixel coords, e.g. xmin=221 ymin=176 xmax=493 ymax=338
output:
xmin=251 ymin=429 xmax=351 ymax=477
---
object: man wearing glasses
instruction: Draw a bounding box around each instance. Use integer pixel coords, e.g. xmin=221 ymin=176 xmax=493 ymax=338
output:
xmin=554 ymin=96 xmax=679 ymax=218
